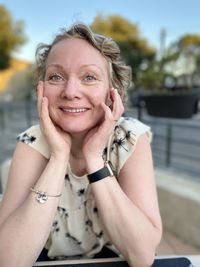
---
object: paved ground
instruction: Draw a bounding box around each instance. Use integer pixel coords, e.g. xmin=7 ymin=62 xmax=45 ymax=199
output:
xmin=157 ymin=231 xmax=200 ymax=255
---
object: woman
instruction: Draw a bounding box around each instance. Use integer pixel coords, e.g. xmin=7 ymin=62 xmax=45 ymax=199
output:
xmin=0 ymin=23 xmax=162 ymax=267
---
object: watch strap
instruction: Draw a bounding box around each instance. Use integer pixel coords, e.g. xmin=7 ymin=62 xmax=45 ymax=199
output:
xmin=87 ymin=161 xmax=114 ymax=183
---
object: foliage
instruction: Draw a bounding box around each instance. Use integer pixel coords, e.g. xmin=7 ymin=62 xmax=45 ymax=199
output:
xmin=162 ymin=33 xmax=200 ymax=89
xmin=178 ymin=34 xmax=200 ymax=49
xmin=138 ymin=33 xmax=200 ymax=91
xmin=0 ymin=5 xmax=27 ymax=70
xmin=137 ymin=61 xmax=165 ymax=91
xmin=91 ymin=15 xmax=200 ymax=92
xmin=90 ymin=14 xmax=156 ymax=83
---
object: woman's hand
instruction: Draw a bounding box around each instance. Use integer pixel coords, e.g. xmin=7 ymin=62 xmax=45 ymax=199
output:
xmin=82 ymin=89 xmax=124 ymax=168
xmin=37 ymin=81 xmax=72 ymax=161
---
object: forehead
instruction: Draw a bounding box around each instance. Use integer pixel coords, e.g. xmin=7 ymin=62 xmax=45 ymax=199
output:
xmin=46 ymin=37 xmax=109 ymax=71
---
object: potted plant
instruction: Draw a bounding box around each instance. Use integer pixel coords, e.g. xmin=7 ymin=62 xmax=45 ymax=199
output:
xmin=131 ymin=44 xmax=200 ymax=119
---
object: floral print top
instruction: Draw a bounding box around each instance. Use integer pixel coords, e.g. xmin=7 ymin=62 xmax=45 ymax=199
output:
xmin=17 ymin=117 xmax=151 ymax=259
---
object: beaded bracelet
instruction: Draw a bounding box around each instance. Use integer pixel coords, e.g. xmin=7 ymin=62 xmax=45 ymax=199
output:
xmin=30 ymin=187 xmax=62 ymax=204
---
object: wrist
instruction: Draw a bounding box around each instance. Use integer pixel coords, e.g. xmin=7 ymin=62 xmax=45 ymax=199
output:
xmin=50 ymin=153 xmax=69 ymax=164
xmin=87 ymin=161 xmax=114 ymax=184
xmin=86 ymin=157 xmax=104 ymax=174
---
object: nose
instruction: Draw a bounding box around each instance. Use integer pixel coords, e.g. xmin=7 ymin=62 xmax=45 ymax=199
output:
xmin=61 ymin=77 xmax=81 ymax=100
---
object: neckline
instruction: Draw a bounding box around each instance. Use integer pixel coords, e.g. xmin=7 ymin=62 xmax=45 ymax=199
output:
xmin=67 ymin=164 xmax=87 ymax=180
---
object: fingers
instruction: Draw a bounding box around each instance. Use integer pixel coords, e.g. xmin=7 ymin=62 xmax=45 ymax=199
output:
xmin=40 ymin=97 xmax=50 ymax=130
xmin=36 ymin=81 xmax=44 ymax=117
xmin=36 ymin=82 xmax=71 ymax=156
xmin=36 ymin=81 xmax=53 ymax=134
xmin=98 ymin=88 xmax=124 ymax=138
xmin=100 ymin=88 xmax=124 ymax=122
xmin=108 ymin=88 xmax=124 ymax=121
xmin=100 ymin=102 xmax=117 ymax=135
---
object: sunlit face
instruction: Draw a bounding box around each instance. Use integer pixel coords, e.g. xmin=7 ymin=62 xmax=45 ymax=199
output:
xmin=43 ymin=37 xmax=111 ymax=134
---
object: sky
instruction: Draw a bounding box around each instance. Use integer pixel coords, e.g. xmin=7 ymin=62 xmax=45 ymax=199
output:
xmin=1 ymin=0 xmax=200 ymax=62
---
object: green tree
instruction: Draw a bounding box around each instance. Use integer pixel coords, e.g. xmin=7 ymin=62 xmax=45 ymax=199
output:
xmin=91 ymin=14 xmax=156 ymax=84
xmin=178 ymin=34 xmax=200 ymax=49
xmin=0 ymin=5 xmax=27 ymax=70
xmin=137 ymin=61 xmax=165 ymax=91
xmin=161 ymin=34 xmax=200 ymax=89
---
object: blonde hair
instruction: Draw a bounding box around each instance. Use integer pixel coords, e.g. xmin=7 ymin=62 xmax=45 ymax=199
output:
xmin=35 ymin=23 xmax=132 ymax=101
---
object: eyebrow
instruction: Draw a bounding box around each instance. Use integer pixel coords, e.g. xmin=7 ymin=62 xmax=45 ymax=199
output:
xmin=46 ymin=63 xmax=65 ymax=71
xmin=46 ymin=63 xmax=103 ymax=73
xmin=80 ymin=64 xmax=103 ymax=73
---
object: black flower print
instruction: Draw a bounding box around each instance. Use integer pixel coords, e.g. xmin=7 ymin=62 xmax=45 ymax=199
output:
xmin=113 ymin=137 xmax=128 ymax=152
xmin=113 ymin=123 xmax=137 ymax=151
xmin=77 ymin=188 xmax=85 ymax=196
xmin=66 ymin=232 xmax=82 ymax=245
xmin=92 ymin=243 xmax=100 ymax=250
xmin=125 ymin=130 xmax=136 ymax=145
xmin=102 ymin=147 xmax=107 ymax=159
xmin=93 ymin=207 xmax=98 ymax=213
xmin=85 ymin=219 xmax=93 ymax=227
xmin=17 ymin=133 xmax=36 ymax=144
xmin=65 ymin=174 xmax=72 ymax=188
xmin=114 ymin=125 xmax=122 ymax=135
xmin=85 ymin=219 xmax=93 ymax=231
xmin=57 ymin=206 xmax=68 ymax=218
xmin=96 ymin=230 xmax=103 ymax=238
xmin=52 ymin=220 xmax=60 ymax=234
xmin=65 ymin=174 xmax=69 ymax=180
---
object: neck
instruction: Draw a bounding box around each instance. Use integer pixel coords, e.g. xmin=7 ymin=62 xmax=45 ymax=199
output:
xmin=70 ymin=131 xmax=87 ymax=159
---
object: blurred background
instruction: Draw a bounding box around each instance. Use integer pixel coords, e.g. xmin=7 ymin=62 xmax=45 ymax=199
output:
xmin=0 ymin=0 xmax=200 ymax=256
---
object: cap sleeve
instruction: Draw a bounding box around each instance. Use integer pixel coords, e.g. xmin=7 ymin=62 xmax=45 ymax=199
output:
xmin=105 ymin=117 xmax=152 ymax=176
xmin=17 ymin=125 xmax=50 ymax=159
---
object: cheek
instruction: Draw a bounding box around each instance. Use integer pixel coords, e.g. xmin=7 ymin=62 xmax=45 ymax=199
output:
xmin=89 ymin=86 xmax=109 ymax=105
xmin=91 ymin=94 xmax=107 ymax=109
xmin=43 ymin=86 xmax=58 ymax=104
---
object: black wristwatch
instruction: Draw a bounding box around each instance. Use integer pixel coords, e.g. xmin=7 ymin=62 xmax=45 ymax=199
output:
xmin=87 ymin=161 xmax=114 ymax=183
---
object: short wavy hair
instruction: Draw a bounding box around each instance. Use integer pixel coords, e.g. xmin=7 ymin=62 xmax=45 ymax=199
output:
xmin=35 ymin=23 xmax=132 ymax=101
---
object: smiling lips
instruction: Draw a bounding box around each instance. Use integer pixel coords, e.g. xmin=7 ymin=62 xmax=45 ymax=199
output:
xmin=60 ymin=107 xmax=89 ymax=113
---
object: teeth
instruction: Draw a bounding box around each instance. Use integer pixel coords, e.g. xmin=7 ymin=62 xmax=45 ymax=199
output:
xmin=62 ymin=108 xmax=87 ymax=113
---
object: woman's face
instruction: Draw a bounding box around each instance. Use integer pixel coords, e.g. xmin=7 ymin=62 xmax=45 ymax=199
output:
xmin=43 ymin=37 xmax=111 ymax=134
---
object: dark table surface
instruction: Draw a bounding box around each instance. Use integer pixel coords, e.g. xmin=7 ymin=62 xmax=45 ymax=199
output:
xmin=33 ymin=256 xmax=198 ymax=267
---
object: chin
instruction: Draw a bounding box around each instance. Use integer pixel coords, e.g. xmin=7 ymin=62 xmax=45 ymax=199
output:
xmin=52 ymin=114 xmax=102 ymax=135
xmin=59 ymin=122 xmax=92 ymax=135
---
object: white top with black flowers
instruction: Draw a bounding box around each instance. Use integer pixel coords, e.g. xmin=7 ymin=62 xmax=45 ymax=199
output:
xmin=17 ymin=117 xmax=151 ymax=259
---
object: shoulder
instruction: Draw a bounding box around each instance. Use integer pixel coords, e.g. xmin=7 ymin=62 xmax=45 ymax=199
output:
xmin=106 ymin=117 xmax=152 ymax=175
xmin=116 ymin=117 xmax=152 ymax=142
xmin=17 ymin=125 xmax=50 ymax=159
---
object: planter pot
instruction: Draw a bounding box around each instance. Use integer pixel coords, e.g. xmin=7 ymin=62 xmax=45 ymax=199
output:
xmin=140 ymin=91 xmax=199 ymax=118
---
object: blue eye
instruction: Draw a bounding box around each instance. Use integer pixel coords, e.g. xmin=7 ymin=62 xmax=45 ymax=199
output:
xmin=49 ymin=73 xmax=64 ymax=81
xmin=84 ymin=74 xmax=96 ymax=81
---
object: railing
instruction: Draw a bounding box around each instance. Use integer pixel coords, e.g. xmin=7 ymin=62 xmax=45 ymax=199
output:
xmin=142 ymin=115 xmax=200 ymax=178
xmin=1 ymin=101 xmax=200 ymax=178
xmin=0 ymin=100 xmax=38 ymax=164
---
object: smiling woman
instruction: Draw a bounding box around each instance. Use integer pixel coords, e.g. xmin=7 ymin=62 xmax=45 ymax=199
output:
xmin=0 ymin=23 xmax=162 ymax=267
xmin=43 ymin=37 xmax=111 ymax=134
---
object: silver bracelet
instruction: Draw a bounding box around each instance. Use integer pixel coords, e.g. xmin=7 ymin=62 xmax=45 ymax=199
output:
xmin=30 ymin=187 xmax=62 ymax=204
